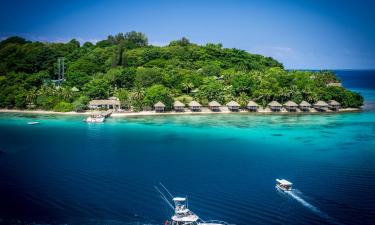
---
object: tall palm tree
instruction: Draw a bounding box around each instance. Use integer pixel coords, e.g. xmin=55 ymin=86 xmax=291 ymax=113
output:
xmin=26 ymin=87 xmax=38 ymax=108
xmin=182 ymin=82 xmax=194 ymax=94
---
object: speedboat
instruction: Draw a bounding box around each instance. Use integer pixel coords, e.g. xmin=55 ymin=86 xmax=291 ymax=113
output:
xmin=85 ymin=115 xmax=105 ymax=123
xmin=276 ymin=179 xmax=293 ymax=191
xmin=27 ymin=122 xmax=40 ymax=125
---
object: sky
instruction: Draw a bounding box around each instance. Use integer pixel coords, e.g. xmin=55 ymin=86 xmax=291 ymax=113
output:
xmin=0 ymin=0 xmax=374 ymax=69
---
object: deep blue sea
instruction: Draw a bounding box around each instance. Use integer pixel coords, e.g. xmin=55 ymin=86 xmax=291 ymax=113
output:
xmin=0 ymin=70 xmax=374 ymax=225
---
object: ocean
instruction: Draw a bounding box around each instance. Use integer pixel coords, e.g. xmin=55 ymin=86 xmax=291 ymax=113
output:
xmin=0 ymin=70 xmax=374 ymax=225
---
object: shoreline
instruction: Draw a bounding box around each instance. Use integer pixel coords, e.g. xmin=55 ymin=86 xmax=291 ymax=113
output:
xmin=0 ymin=107 xmax=362 ymax=117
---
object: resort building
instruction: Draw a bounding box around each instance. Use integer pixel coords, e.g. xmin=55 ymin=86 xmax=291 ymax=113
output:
xmin=247 ymin=100 xmax=259 ymax=112
xmin=328 ymin=100 xmax=341 ymax=111
xmin=226 ymin=101 xmax=240 ymax=112
xmin=268 ymin=101 xmax=282 ymax=112
xmin=208 ymin=101 xmax=221 ymax=112
xmin=173 ymin=101 xmax=185 ymax=112
xmin=189 ymin=101 xmax=202 ymax=112
xmin=314 ymin=101 xmax=329 ymax=111
xmin=283 ymin=100 xmax=298 ymax=112
xmin=299 ymin=101 xmax=311 ymax=111
xmin=154 ymin=101 xmax=165 ymax=112
xmin=89 ymin=97 xmax=121 ymax=111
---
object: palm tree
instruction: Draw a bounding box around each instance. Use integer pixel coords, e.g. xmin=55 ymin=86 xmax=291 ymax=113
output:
xmin=26 ymin=87 xmax=38 ymax=108
xmin=181 ymin=82 xmax=194 ymax=94
xmin=236 ymin=92 xmax=249 ymax=109
xmin=130 ymin=85 xmax=144 ymax=111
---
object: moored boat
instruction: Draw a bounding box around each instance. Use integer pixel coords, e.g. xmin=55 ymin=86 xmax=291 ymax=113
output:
xmin=27 ymin=122 xmax=40 ymax=125
xmin=85 ymin=115 xmax=105 ymax=123
xmin=276 ymin=179 xmax=293 ymax=191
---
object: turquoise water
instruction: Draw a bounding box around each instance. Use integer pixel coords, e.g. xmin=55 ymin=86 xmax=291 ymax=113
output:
xmin=0 ymin=71 xmax=375 ymax=225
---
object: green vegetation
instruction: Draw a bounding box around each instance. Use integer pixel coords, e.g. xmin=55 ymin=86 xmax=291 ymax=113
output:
xmin=0 ymin=32 xmax=363 ymax=111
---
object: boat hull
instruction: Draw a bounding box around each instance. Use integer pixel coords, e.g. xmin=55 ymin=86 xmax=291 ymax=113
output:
xmin=85 ymin=116 xmax=105 ymax=123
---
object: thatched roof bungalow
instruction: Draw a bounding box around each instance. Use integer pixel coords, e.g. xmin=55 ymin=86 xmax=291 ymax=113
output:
xmin=189 ymin=101 xmax=201 ymax=111
xmin=208 ymin=101 xmax=221 ymax=112
xmin=268 ymin=101 xmax=282 ymax=112
xmin=299 ymin=101 xmax=311 ymax=111
xmin=328 ymin=100 xmax=341 ymax=111
xmin=247 ymin=100 xmax=259 ymax=112
xmin=173 ymin=101 xmax=185 ymax=112
xmin=154 ymin=101 xmax=165 ymax=112
xmin=226 ymin=101 xmax=240 ymax=112
xmin=284 ymin=100 xmax=298 ymax=112
xmin=89 ymin=98 xmax=121 ymax=111
xmin=314 ymin=101 xmax=329 ymax=111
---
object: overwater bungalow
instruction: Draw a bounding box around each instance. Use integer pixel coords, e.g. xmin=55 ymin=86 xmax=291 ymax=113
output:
xmin=283 ymin=100 xmax=298 ymax=112
xmin=227 ymin=101 xmax=240 ymax=112
xmin=189 ymin=101 xmax=201 ymax=112
xmin=299 ymin=101 xmax=311 ymax=112
xmin=208 ymin=101 xmax=221 ymax=112
xmin=314 ymin=100 xmax=329 ymax=111
xmin=328 ymin=100 xmax=341 ymax=111
xmin=89 ymin=97 xmax=121 ymax=111
xmin=268 ymin=101 xmax=282 ymax=112
xmin=154 ymin=101 xmax=165 ymax=112
xmin=173 ymin=101 xmax=185 ymax=112
xmin=247 ymin=100 xmax=259 ymax=112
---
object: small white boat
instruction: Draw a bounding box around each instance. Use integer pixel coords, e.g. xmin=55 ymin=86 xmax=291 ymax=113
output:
xmin=27 ymin=122 xmax=40 ymax=125
xmin=276 ymin=179 xmax=293 ymax=191
xmin=85 ymin=115 xmax=105 ymax=123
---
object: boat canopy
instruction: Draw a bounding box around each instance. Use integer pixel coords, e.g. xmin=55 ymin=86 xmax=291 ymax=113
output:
xmin=173 ymin=197 xmax=186 ymax=202
xmin=276 ymin=179 xmax=292 ymax=186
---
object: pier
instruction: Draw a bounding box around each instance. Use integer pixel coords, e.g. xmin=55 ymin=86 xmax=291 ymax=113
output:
xmin=101 ymin=110 xmax=113 ymax=118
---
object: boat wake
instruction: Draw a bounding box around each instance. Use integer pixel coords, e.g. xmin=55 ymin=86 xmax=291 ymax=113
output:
xmin=287 ymin=189 xmax=323 ymax=215
xmin=279 ymin=188 xmax=340 ymax=224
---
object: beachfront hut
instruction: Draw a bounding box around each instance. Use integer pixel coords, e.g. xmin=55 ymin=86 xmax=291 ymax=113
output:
xmin=89 ymin=98 xmax=121 ymax=111
xmin=299 ymin=101 xmax=311 ymax=112
xmin=174 ymin=101 xmax=185 ymax=112
xmin=268 ymin=101 xmax=282 ymax=112
xmin=314 ymin=101 xmax=329 ymax=111
xmin=189 ymin=101 xmax=201 ymax=112
xmin=328 ymin=100 xmax=341 ymax=111
xmin=226 ymin=101 xmax=240 ymax=112
xmin=283 ymin=100 xmax=299 ymax=112
xmin=154 ymin=101 xmax=165 ymax=112
xmin=247 ymin=100 xmax=259 ymax=112
xmin=208 ymin=101 xmax=221 ymax=112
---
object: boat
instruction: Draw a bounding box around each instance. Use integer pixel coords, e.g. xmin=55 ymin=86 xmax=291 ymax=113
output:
xmin=155 ymin=183 xmax=230 ymax=225
xmin=85 ymin=114 xmax=105 ymax=123
xmin=27 ymin=122 xmax=40 ymax=125
xmin=276 ymin=179 xmax=293 ymax=191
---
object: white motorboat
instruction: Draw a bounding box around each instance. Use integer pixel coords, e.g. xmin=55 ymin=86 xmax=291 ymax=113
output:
xmin=276 ymin=179 xmax=293 ymax=191
xmin=27 ymin=122 xmax=40 ymax=125
xmin=155 ymin=184 xmax=230 ymax=225
xmin=85 ymin=115 xmax=105 ymax=123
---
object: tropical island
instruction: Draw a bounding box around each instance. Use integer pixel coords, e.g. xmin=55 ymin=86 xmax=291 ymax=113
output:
xmin=0 ymin=31 xmax=364 ymax=115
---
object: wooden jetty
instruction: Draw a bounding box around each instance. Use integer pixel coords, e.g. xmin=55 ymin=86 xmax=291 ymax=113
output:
xmin=101 ymin=109 xmax=113 ymax=118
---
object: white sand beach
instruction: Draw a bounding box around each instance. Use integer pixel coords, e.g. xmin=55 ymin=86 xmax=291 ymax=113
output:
xmin=0 ymin=107 xmax=362 ymax=117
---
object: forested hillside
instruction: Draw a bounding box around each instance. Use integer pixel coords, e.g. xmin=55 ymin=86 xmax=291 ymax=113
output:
xmin=0 ymin=32 xmax=363 ymax=111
